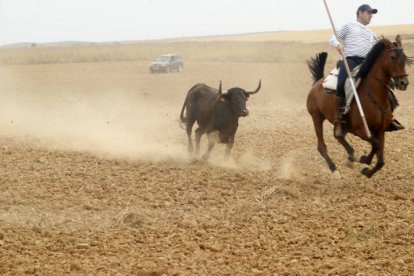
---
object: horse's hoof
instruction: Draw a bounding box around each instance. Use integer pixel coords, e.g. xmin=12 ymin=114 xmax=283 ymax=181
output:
xmin=348 ymin=155 xmax=357 ymax=162
xmin=360 ymin=155 xmax=371 ymax=165
xmin=361 ymin=167 xmax=372 ymax=178
xmin=331 ymin=170 xmax=341 ymax=181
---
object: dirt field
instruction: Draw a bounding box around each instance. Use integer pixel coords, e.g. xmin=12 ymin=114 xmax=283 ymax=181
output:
xmin=1 ymin=35 xmax=414 ymax=274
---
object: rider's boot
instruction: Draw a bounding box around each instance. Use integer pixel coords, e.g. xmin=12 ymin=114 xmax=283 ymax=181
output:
xmin=387 ymin=118 xmax=405 ymax=132
xmin=386 ymin=89 xmax=405 ymax=131
xmin=334 ymin=96 xmax=346 ymax=138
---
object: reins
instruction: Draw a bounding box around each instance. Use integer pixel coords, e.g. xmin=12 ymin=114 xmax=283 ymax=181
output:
xmin=366 ymin=89 xmax=389 ymax=117
xmin=363 ymin=73 xmax=391 ymax=121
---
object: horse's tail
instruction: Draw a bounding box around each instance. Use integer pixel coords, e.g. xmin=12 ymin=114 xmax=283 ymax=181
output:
xmin=307 ymin=52 xmax=328 ymax=84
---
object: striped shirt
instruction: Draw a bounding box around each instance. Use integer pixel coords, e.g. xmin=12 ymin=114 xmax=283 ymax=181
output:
xmin=329 ymin=21 xmax=377 ymax=58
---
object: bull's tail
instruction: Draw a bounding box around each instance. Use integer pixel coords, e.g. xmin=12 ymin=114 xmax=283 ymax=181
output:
xmin=307 ymin=52 xmax=327 ymax=84
xmin=179 ymin=84 xmax=200 ymax=130
xmin=179 ymin=99 xmax=187 ymax=130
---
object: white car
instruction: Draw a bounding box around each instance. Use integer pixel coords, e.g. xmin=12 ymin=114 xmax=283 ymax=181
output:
xmin=149 ymin=54 xmax=183 ymax=73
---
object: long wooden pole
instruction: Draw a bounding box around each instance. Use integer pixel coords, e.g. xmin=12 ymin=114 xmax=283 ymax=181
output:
xmin=322 ymin=0 xmax=371 ymax=138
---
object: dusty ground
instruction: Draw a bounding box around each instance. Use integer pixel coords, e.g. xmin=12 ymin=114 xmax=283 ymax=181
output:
xmin=1 ymin=55 xmax=414 ymax=275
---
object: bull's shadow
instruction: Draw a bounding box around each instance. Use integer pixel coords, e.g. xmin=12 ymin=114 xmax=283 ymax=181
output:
xmin=179 ymin=80 xmax=261 ymax=161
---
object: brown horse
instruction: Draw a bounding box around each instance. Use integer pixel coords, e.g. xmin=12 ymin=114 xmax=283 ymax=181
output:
xmin=307 ymin=35 xmax=412 ymax=178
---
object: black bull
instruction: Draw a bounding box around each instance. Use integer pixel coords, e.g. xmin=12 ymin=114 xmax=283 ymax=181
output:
xmin=179 ymin=80 xmax=261 ymax=161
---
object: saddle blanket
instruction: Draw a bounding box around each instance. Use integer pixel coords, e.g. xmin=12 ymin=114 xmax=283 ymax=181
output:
xmin=322 ymin=65 xmax=361 ymax=114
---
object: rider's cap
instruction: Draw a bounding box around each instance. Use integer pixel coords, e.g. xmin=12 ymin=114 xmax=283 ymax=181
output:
xmin=357 ymin=4 xmax=378 ymax=14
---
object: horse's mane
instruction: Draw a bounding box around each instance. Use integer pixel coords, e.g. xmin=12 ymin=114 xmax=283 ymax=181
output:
xmin=356 ymin=40 xmax=386 ymax=79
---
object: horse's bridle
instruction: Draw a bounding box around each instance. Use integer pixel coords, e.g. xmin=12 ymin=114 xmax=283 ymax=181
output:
xmin=365 ymin=47 xmax=410 ymax=117
xmin=386 ymin=48 xmax=410 ymax=79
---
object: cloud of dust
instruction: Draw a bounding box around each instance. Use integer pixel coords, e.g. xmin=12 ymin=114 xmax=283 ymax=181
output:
xmin=237 ymin=151 xmax=272 ymax=171
xmin=0 ymin=89 xmax=271 ymax=170
xmin=205 ymin=151 xmax=272 ymax=171
xmin=0 ymin=90 xmax=188 ymax=162
xmin=277 ymin=151 xmax=304 ymax=180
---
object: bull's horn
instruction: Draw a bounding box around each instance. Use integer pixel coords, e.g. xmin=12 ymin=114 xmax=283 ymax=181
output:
xmin=218 ymin=80 xmax=223 ymax=95
xmin=247 ymin=79 xmax=261 ymax=95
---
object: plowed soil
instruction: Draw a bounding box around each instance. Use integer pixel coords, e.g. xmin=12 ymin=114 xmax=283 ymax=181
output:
xmin=1 ymin=58 xmax=414 ymax=275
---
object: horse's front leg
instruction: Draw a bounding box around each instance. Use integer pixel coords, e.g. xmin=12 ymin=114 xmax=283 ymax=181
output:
xmin=359 ymin=136 xmax=380 ymax=165
xmin=336 ymin=136 xmax=356 ymax=164
xmin=361 ymin=134 xmax=385 ymax=178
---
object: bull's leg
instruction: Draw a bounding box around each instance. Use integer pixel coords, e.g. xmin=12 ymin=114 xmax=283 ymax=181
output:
xmin=201 ymin=131 xmax=218 ymax=161
xmin=225 ymin=136 xmax=234 ymax=159
xmin=361 ymin=134 xmax=384 ymax=178
xmin=186 ymin=120 xmax=196 ymax=153
xmin=194 ymin=127 xmax=203 ymax=156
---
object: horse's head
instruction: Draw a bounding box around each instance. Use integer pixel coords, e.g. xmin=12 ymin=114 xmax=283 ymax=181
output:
xmin=383 ymin=35 xmax=412 ymax=91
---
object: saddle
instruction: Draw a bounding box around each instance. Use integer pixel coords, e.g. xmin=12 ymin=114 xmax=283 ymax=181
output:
xmin=322 ymin=64 xmax=362 ymax=114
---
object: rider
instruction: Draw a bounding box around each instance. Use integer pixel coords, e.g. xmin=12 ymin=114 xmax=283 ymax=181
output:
xmin=329 ymin=4 xmax=404 ymax=137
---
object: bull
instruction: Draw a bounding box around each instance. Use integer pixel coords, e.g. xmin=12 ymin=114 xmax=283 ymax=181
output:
xmin=179 ymin=80 xmax=261 ymax=161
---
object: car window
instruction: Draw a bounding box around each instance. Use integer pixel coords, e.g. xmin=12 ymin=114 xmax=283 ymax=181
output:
xmin=155 ymin=55 xmax=171 ymax=62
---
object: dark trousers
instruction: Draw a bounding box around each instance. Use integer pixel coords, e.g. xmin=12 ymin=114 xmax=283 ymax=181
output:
xmin=336 ymin=56 xmax=365 ymax=98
